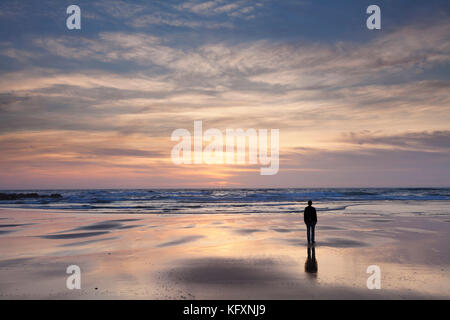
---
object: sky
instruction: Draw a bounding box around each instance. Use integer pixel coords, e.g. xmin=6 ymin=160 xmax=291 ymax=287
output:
xmin=0 ymin=0 xmax=449 ymax=189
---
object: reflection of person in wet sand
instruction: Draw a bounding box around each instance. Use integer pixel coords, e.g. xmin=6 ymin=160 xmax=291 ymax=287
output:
xmin=305 ymin=245 xmax=318 ymax=276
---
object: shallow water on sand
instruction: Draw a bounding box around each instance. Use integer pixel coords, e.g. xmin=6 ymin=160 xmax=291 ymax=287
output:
xmin=0 ymin=207 xmax=449 ymax=299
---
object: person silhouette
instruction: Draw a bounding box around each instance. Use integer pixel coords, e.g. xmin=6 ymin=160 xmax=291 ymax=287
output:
xmin=304 ymin=200 xmax=317 ymax=244
xmin=304 ymin=245 xmax=318 ymax=276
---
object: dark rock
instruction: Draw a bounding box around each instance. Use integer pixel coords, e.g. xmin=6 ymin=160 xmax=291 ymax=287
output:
xmin=0 ymin=193 xmax=63 ymax=201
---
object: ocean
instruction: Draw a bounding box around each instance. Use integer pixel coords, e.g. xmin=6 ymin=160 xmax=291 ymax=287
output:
xmin=0 ymin=188 xmax=449 ymax=216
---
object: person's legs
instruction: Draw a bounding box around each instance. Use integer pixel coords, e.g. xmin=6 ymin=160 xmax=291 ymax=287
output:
xmin=306 ymin=224 xmax=311 ymax=243
xmin=311 ymin=224 xmax=315 ymax=243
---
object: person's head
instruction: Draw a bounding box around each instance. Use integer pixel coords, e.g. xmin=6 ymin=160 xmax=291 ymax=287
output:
xmin=308 ymin=200 xmax=312 ymax=206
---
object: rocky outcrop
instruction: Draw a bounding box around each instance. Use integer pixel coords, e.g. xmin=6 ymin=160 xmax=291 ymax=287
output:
xmin=0 ymin=193 xmax=63 ymax=201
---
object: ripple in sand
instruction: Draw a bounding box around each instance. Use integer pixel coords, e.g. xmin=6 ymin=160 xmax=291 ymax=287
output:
xmin=234 ymin=228 xmax=264 ymax=235
xmin=0 ymin=257 xmax=33 ymax=267
xmin=39 ymin=231 xmax=110 ymax=239
xmin=368 ymin=219 xmax=393 ymax=223
xmin=394 ymin=227 xmax=436 ymax=234
xmin=118 ymin=225 xmax=140 ymax=230
xmin=319 ymin=238 xmax=368 ymax=248
xmin=156 ymin=235 xmax=204 ymax=248
xmin=65 ymin=219 xmax=143 ymax=232
xmin=317 ymin=226 xmax=343 ymax=230
xmin=271 ymin=227 xmax=303 ymax=233
xmin=60 ymin=236 xmax=120 ymax=247
xmin=0 ymin=223 xmax=34 ymax=228
xmin=107 ymin=219 xmax=142 ymax=223
xmin=74 ymin=221 xmax=124 ymax=231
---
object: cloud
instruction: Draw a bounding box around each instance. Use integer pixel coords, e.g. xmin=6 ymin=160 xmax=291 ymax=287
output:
xmin=130 ymin=14 xmax=233 ymax=29
xmin=89 ymin=0 xmax=249 ymax=29
xmin=94 ymin=0 xmax=145 ymax=19
xmin=0 ymin=67 xmax=174 ymax=93
xmin=1 ymin=31 xmax=449 ymax=135
xmin=341 ymin=131 xmax=450 ymax=151
xmin=0 ymin=3 xmax=449 ymax=188
xmin=0 ymin=130 xmax=167 ymax=165
xmin=25 ymin=20 xmax=450 ymax=85
xmin=235 ymin=147 xmax=450 ymax=187
xmin=175 ymin=0 xmax=259 ymax=18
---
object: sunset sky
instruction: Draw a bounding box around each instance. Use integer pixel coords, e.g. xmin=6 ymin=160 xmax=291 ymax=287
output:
xmin=0 ymin=0 xmax=449 ymax=189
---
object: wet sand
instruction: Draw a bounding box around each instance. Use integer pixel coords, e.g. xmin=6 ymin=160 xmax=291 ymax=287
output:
xmin=0 ymin=208 xmax=449 ymax=299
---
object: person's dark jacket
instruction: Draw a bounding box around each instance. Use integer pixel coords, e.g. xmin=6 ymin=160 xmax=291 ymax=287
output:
xmin=304 ymin=206 xmax=317 ymax=225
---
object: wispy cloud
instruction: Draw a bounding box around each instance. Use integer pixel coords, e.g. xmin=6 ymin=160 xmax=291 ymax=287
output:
xmin=127 ymin=13 xmax=234 ymax=29
xmin=175 ymin=0 xmax=260 ymax=18
xmin=89 ymin=0 xmax=254 ymax=29
xmin=341 ymin=131 xmax=450 ymax=152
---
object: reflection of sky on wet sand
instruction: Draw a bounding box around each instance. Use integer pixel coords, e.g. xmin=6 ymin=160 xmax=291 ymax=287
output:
xmin=0 ymin=208 xmax=449 ymax=299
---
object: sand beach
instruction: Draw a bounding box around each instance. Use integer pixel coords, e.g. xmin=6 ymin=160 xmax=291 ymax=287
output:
xmin=1 ymin=202 xmax=449 ymax=299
